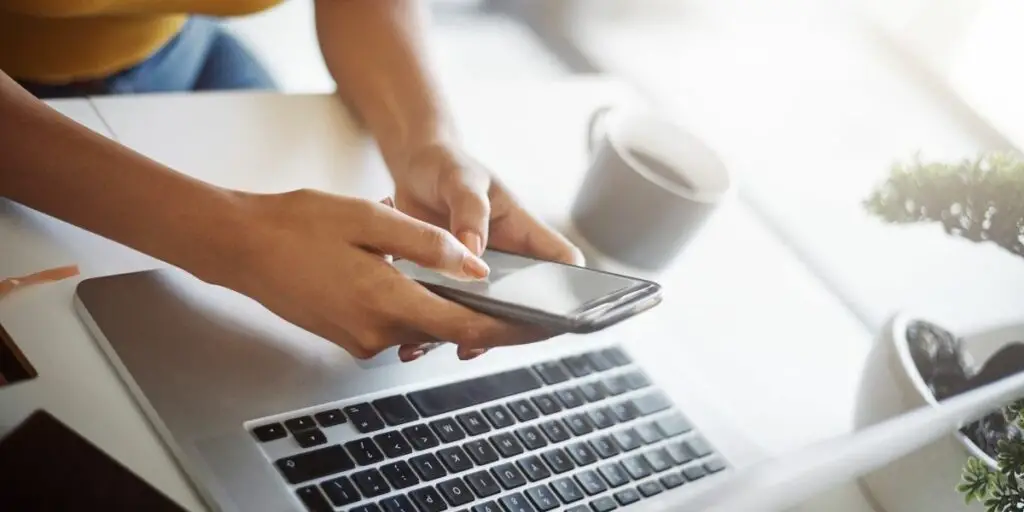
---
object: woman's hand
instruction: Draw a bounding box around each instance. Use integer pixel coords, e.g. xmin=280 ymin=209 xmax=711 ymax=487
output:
xmin=224 ymin=189 xmax=553 ymax=361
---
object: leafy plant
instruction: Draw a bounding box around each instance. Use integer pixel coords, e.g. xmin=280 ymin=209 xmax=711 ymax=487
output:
xmin=865 ymin=151 xmax=1024 ymax=511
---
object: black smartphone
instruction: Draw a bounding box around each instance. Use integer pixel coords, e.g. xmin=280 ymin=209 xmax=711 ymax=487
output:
xmin=394 ymin=249 xmax=662 ymax=333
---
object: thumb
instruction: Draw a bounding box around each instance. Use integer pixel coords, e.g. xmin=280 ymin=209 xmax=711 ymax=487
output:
xmin=445 ymin=183 xmax=491 ymax=257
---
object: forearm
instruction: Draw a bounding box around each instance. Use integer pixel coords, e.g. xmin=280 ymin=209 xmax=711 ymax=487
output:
xmin=314 ymin=0 xmax=454 ymax=171
xmin=0 ymin=72 xmax=249 ymax=283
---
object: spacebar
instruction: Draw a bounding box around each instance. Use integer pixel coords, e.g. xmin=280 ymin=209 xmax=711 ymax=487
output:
xmin=408 ymin=368 xmax=542 ymax=417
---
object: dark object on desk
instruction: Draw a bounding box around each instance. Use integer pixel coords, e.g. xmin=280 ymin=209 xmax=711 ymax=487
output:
xmin=0 ymin=409 xmax=186 ymax=511
xmin=0 ymin=321 xmax=37 ymax=386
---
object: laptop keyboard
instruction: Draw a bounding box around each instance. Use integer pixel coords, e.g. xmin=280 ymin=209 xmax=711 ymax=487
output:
xmin=249 ymin=346 xmax=727 ymax=512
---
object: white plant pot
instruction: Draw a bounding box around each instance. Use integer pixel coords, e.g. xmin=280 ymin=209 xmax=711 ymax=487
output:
xmin=857 ymin=312 xmax=1024 ymax=512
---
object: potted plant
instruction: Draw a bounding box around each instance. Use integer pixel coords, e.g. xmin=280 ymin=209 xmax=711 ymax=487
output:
xmin=861 ymin=151 xmax=1024 ymax=511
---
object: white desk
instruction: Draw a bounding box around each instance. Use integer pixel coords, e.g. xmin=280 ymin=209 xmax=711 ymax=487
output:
xmin=1 ymin=79 xmax=875 ymax=511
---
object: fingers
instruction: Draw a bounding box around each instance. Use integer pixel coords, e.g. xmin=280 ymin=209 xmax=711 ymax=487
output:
xmin=493 ymin=208 xmax=586 ymax=266
xmin=443 ymin=183 xmax=491 ymax=257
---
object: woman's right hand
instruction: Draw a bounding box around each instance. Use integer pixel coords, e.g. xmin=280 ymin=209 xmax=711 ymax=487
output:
xmin=220 ymin=188 xmax=552 ymax=361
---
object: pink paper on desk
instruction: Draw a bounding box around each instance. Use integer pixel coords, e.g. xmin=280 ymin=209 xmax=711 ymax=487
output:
xmin=0 ymin=265 xmax=80 ymax=300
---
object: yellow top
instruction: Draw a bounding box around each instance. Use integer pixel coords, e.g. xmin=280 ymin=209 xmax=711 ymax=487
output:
xmin=0 ymin=0 xmax=283 ymax=83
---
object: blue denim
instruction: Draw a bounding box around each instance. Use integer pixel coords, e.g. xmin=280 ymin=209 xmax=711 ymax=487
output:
xmin=18 ymin=16 xmax=277 ymax=99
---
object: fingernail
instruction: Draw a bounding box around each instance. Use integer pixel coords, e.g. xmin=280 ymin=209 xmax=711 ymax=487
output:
xmin=380 ymin=196 xmax=394 ymax=207
xmin=462 ymin=254 xmax=490 ymax=279
xmin=459 ymin=231 xmax=483 ymax=256
xmin=403 ymin=350 xmax=425 ymax=362
xmin=463 ymin=348 xmax=488 ymax=360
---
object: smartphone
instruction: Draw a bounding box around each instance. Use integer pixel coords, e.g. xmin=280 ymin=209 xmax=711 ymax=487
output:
xmin=393 ymin=249 xmax=662 ymax=333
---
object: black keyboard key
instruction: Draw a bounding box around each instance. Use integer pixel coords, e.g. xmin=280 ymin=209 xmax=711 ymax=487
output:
xmin=408 ymin=368 xmax=542 ymax=418
xmin=276 ymin=445 xmax=355 ymax=484
xmin=683 ymin=465 xmax=707 ymax=481
xmin=457 ymin=411 xmax=492 ymax=436
xmin=410 ymin=453 xmax=448 ymax=482
xmin=352 ymin=469 xmax=391 ymax=498
xmin=609 ymin=401 xmax=640 ymax=423
xmin=551 ymin=477 xmax=585 ymax=503
xmin=655 ymin=413 xmax=692 ymax=437
xmin=431 ymin=417 xmax=468 ymax=443
xmin=705 ymin=457 xmax=727 ymax=473
xmin=373 ymin=396 xmax=420 ymax=426
xmin=567 ymin=442 xmax=598 ymax=466
xmin=539 ymin=420 xmax=571 ymax=443
xmin=588 ymin=407 xmax=616 ymax=429
xmin=296 ymin=485 xmax=332 ymax=512
xmin=438 ymin=446 xmax=475 ymax=473
xmin=516 ymin=455 xmax=551 ymax=482
xmin=515 ymin=426 xmax=548 ymax=450
xmin=410 ymin=486 xmax=448 ymax=512
xmin=285 ymin=416 xmax=317 ymax=433
xmin=465 ymin=439 xmax=500 ymax=465
xmin=381 ymin=461 xmax=421 ymax=490
xmin=555 ymin=388 xmax=586 ymax=409
xmin=590 ymin=436 xmax=620 ymax=459
xmin=686 ymin=437 xmax=714 ymax=458
xmin=346 ymin=438 xmax=385 ymax=466
xmin=561 ymin=356 xmax=596 ymax=378
xmin=566 ymin=507 xmax=590 ymax=512
xmin=578 ymin=381 xmax=609 ymax=403
xmin=613 ymin=489 xmax=640 ymax=506
xmin=660 ymin=472 xmax=685 ymax=489
xmin=252 ymin=422 xmax=287 ymax=442
xmin=622 ymin=455 xmax=652 ymax=480
xmin=404 ymin=424 xmax=441 ymax=451
xmin=633 ymin=393 xmax=671 ymax=416
xmin=526 ymin=485 xmax=560 ymax=511
xmin=483 ymin=405 xmax=516 ymax=429
xmin=490 ymin=432 xmax=525 ymax=458
xmin=322 ymin=476 xmax=361 ymax=507
xmin=565 ymin=414 xmax=594 ymax=436
xmin=491 ymin=462 xmax=527 ymax=489
xmin=314 ymin=409 xmax=346 ymax=427
xmin=601 ymin=348 xmax=631 ymax=367
xmin=346 ymin=404 xmax=387 ymax=433
xmin=542 ymin=448 xmax=575 ymax=474
xmin=381 ymin=495 xmax=417 ymax=512
xmin=612 ymin=428 xmax=643 ymax=452
xmin=635 ymin=422 xmax=663 ymax=445
xmin=353 ymin=506 xmax=383 ymax=512
xmin=602 ymin=376 xmax=629 ymax=397
xmin=585 ymin=351 xmax=614 ymax=372
xmin=500 ymin=492 xmax=537 ymax=512
xmin=589 ymin=497 xmax=617 ymax=512
xmin=575 ymin=470 xmax=607 ymax=496
xmin=666 ymin=442 xmax=694 ymax=466
xmin=472 ymin=501 xmax=501 ymax=512
xmin=622 ymin=371 xmax=651 ymax=390
xmin=598 ymin=463 xmax=630 ymax=488
xmin=465 ymin=470 xmax=502 ymax=498
xmin=531 ymin=394 xmax=562 ymax=416
xmin=508 ymin=399 xmax=540 ymax=421
xmin=374 ymin=431 xmax=413 ymax=458
xmin=295 ymin=429 xmax=328 ymax=448
xmin=645 ymin=448 xmax=673 ymax=473
xmin=438 ymin=478 xmax=475 ymax=507
xmin=533 ymin=361 xmax=570 ymax=385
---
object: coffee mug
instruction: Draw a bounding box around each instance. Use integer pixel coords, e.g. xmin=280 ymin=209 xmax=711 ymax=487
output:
xmin=569 ymin=105 xmax=733 ymax=272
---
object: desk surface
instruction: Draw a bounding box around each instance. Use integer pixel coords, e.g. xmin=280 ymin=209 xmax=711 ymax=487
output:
xmin=1 ymin=79 xmax=875 ymax=511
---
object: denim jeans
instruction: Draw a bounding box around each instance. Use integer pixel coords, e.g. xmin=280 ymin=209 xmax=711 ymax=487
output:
xmin=18 ymin=16 xmax=277 ymax=99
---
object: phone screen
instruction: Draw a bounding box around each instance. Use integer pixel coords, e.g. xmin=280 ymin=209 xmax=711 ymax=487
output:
xmin=393 ymin=251 xmax=645 ymax=316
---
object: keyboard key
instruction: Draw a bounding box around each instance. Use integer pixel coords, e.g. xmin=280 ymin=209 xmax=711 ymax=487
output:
xmin=346 ymin=438 xmax=385 ymax=465
xmin=404 ymin=424 xmax=441 ymax=451
xmin=314 ymin=409 xmax=346 ymax=428
xmin=613 ymin=489 xmax=640 ymax=506
xmin=542 ymin=448 xmax=576 ymax=474
xmin=516 ymin=455 xmax=551 ymax=482
xmin=622 ymin=371 xmax=651 ymax=390
xmin=322 ymin=476 xmax=361 ymax=507
xmin=705 ymin=457 xmax=727 ymax=473
xmin=438 ymin=478 xmax=475 ymax=507
xmin=645 ymin=448 xmax=674 ymax=473
xmin=531 ymin=394 xmax=562 ymax=415
xmin=508 ymin=399 xmax=540 ymax=421
xmin=483 ymin=405 xmax=516 ymax=429
xmin=561 ymin=356 xmax=596 ymax=377
xmin=598 ymin=463 xmax=630 ymax=488
xmin=352 ymin=506 xmax=383 ymax=512
xmin=373 ymin=396 xmax=420 ymax=426
xmin=458 ymin=411 xmax=492 ymax=436
xmin=410 ymin=486 xmax=448 ymax=512
xmin=566 ymin=506 xmax=591 ymax=512
xmin=431 ymin=417 xmax=467 ymax=444
xmin=296 ymin=485 xmax=332 ymax=512
xmin=578 ymin=381 xmax=609 ymax=403
xmin=465 ymin=439 xmax=500 ymax=465
xmin=686 ymin=437 xmax=714 ymax=458
xmin=380 ymin=495 xmax=417 ymax=512
xmin=471 ymin=501 xmax=501 ymax=512
xmin=276 ymin=445 xmax=355 ymax=484
xmin=601 ymin=348 xmax=631 ymax=367
xmin=381 ymin=461 xmax=421 ymax=490
xmin=407 ymin=368 xmax=543 ymax=417
xmin=526 ymin=485 xmax=560 ymax=511
xmin=374 ymin=431 xmax=413 ymax=458
xmin=251 ymin=422 xmax=287 ymax=442
xmin=285 ymin=416 xmax=317 ymax=433
xmin=410 ymin=453 xmax=448 ymax=482
xmin=438 ymin=446 xmax=475 ymax=473
xmin=567 ymin=442 xmax=598 ymax=466
xmin=295 ymin=429 xmax=328 ymax=448
xmin=612 ymin=428 xmax=643 ymax=452
xmin=609 ymin=401 xmax=640 ymax=423
xmin=575 ymin=470 xmax=608 ymax=495
xmin=666 ymin=442 xmax=695 ymax=465
xmin=585 ymin=351 xmax=614 ymax=372
xmin=622 ymin=455 xmax=652 ymax=480
xmin=500 ymin=492 xmax=537 ymax=512
xmin=655 ymin=413 xmax=692 ymax=437
xmin=565 ymin=414 xmax=594 ymax=436
xmin=352 ymin=468 xmax=391 ymax=498
xmin=551 ymin=477 xmax=585 ymax=503
xmin=346 ymin=404 xmax=386 ymax=433
xmin=587 ymin=407 xmax=616 ymax=429
xmin=633 ymin=393 xmax=671 ymax=416
xmin=555 ymin=387 xmax=586 ymax=409
xmin=492 ymin=462 xmax=527 ymax=489
xmin=490 ymin=432 xmax=525 ymax=458
xmin=660 ymin=473 xmax=685 ymax=489
xmin=465 ymin=470 xmax=502 ymax=498
xmin=638 ymin=480 xmax=663 ymax=497
xmin=683 ymin=465 xmax=707 ymax=481
xmin=515 ymin=426 xmax=548 ymax=450
xmin=533 ymin=361 xmax=570 ymax=385
xmin=539 ymin=420 xmax=571 ymax=443
xmin=602 ymin=376 xmax=629 ymax=396
xmin=635 ymin=422 xmax=663 ymax=445
xmin=590 ymin=436 xmax=620 ymax=459
xmin=589 ymin=497 xmax=618 ymax=512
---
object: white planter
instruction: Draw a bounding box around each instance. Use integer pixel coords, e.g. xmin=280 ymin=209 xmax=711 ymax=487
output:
xmin=857 ymin=312 xmax=1024 ymax=512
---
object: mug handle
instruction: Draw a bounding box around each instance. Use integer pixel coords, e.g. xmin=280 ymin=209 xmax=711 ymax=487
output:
xmin=586 ymin=105 xmax=613 ymax=157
